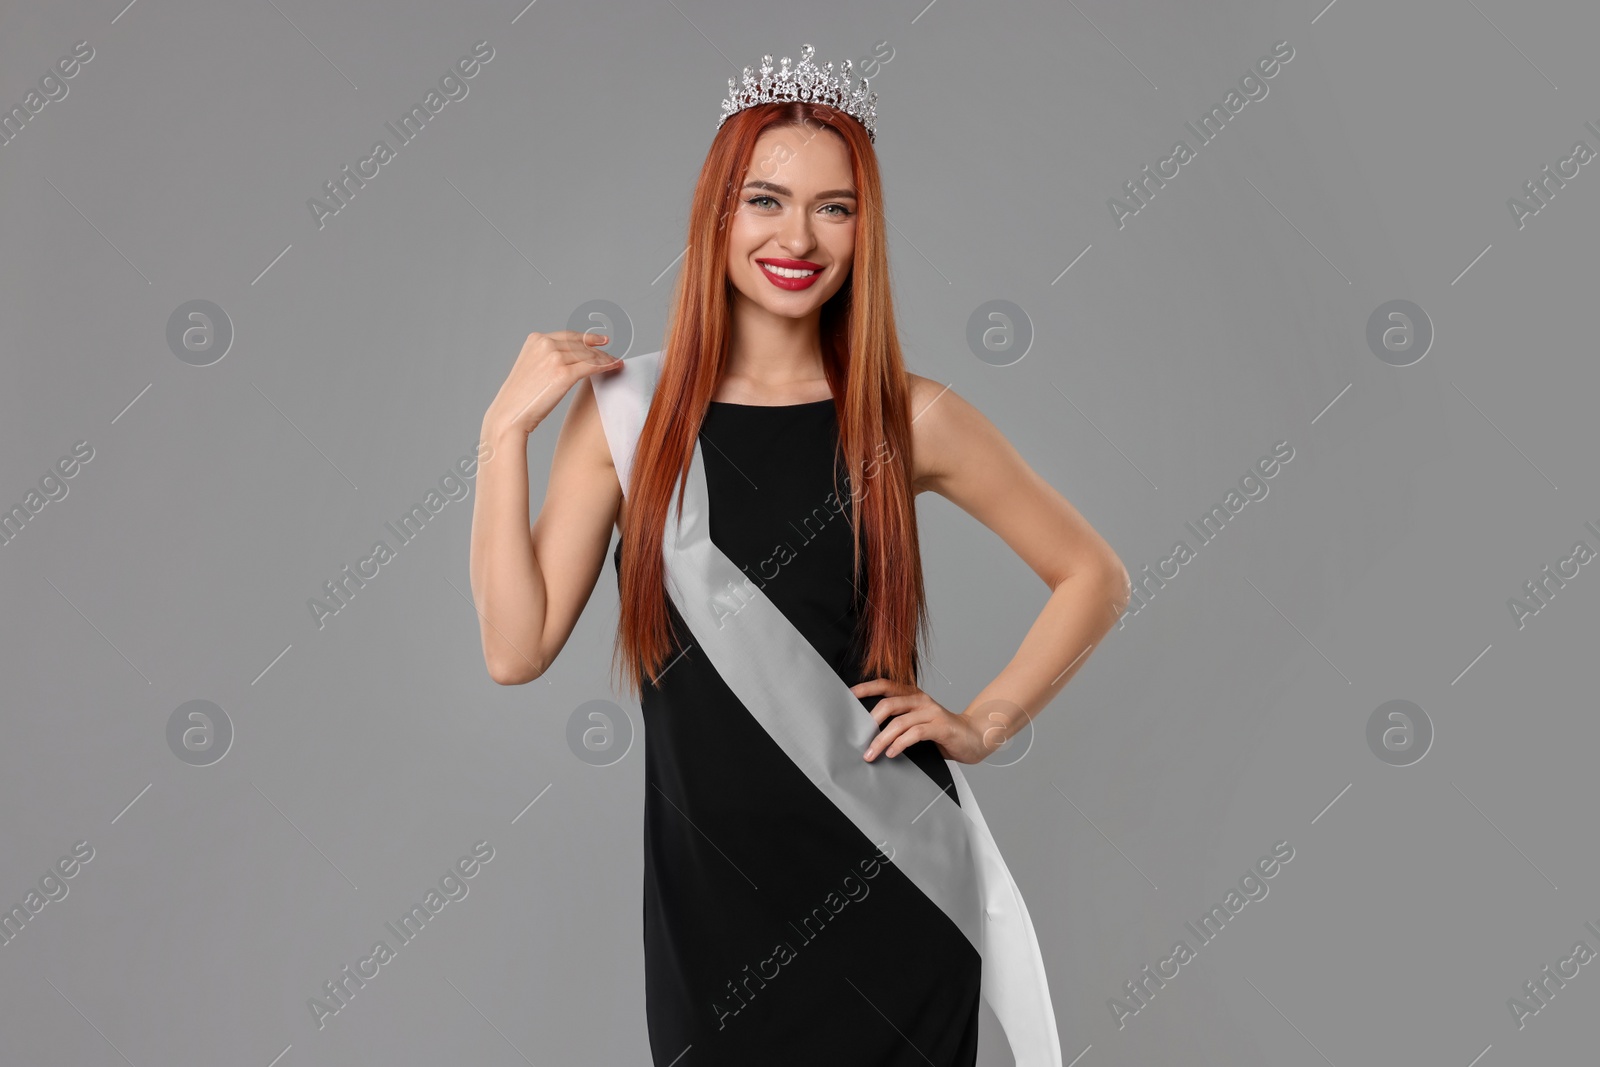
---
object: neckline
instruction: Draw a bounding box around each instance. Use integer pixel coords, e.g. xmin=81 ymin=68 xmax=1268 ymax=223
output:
xmin=707 ymin=397 xmax=835 ymax=410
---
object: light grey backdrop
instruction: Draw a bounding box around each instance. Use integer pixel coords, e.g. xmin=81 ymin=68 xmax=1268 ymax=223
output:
xmin=3 ymin=0 xmax=1597 ymax=1063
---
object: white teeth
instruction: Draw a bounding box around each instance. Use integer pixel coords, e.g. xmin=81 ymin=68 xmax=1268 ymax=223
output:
xmin=760 ymin=262 xmax=819 ymax=279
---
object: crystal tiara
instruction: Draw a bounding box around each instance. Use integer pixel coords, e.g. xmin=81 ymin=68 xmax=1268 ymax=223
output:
xmin=717 ymin=43 xmax=879 ymax=143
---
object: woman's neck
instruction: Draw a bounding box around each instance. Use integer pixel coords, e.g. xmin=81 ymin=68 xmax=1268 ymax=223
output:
xmin=724 ymin=294 xmax=827 ymax=390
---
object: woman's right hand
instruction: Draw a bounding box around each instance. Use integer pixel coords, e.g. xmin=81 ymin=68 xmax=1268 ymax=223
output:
xmin=484 ymin=329 xmax=622 ymax=437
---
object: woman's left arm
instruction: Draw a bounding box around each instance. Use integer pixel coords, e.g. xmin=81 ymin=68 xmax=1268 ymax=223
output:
xmin=858 ymin=378 xmax=1132 ymax=765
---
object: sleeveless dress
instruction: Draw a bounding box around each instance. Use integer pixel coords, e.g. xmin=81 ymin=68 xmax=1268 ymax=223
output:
xmin=612 ymin=398 xmax=983 ymax=1065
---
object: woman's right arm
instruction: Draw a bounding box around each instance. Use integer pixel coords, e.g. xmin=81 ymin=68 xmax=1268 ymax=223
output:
xmin=470 ymin=330 xmax=624 ymax=684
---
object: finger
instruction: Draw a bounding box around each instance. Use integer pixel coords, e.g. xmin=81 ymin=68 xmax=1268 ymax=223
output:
xmin=539 ymin=329 xmax=610 ymax=345
xmin=865 ymin=713 xmax=927 ymax=760
xmin=850 ymin=677 xmax=909 ymax=698
xmin=530 ymin=330 xmax=615 ymax=364
xmin=562 ymin=336 xmax=620 ymax=369
xmin=866 ymin=694 xmax=923 ymax=724
xmin=883 ymin=722 xmax=931 ymax=760
xmin=570 ymin=347 xmax=624 ymax=376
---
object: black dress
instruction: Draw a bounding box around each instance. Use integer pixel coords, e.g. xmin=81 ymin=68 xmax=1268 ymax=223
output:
xmin=613 ymin=397 xmax=983 ymax=1066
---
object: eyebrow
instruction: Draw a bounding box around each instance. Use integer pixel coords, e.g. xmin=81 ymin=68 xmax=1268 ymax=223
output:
xmin=741 ymin=180 xmax=858 ymax=200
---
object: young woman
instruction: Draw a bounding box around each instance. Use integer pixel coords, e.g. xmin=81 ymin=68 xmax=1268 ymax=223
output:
xmin=470 ymin=44 xmax=1129 ymax=1067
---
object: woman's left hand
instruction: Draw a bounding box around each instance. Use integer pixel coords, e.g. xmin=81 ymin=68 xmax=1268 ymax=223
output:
xmin=851 ymin=678 xmax=992 ymax=765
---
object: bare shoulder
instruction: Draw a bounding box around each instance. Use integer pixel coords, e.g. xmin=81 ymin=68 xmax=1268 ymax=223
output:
xmin=904 ymin=371 xmax=990 ymax=496
xmin=561 ymin=376 xmax=615 ymax=471
xmin=548 ymin=376 xmax=620 ymax=508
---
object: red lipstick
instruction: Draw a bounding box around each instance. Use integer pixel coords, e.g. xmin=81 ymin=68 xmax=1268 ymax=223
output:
xmin=756 ymin=257 xmax=824 ymax=291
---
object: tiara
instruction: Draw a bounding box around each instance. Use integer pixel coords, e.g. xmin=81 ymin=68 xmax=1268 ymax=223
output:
xmin=717 ymin=43 xmax=879 ymax=143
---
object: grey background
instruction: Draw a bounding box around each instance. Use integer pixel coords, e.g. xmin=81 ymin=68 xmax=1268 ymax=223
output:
xmin=2 ymin=0 xmax=1596 ymax=1063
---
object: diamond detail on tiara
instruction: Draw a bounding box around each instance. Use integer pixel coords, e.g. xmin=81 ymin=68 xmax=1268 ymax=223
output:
xmin=717 ymin=43 xmax=879 ymax=143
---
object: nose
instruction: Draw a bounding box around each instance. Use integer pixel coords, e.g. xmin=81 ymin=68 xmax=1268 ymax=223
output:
xmin=776 ymin=207 xmax=816 ymax=258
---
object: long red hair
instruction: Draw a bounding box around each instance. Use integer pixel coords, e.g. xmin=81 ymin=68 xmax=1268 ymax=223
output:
xmin=612 ymin=101 xmax=927 ymax=701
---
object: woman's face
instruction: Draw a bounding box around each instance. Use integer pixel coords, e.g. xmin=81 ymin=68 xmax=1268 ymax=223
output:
xmin=725 ymin=123 xmax=858 ymax=320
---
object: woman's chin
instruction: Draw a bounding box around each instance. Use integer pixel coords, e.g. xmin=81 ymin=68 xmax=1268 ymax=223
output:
xmin=733 ymin=288 xmax=825 ymax=319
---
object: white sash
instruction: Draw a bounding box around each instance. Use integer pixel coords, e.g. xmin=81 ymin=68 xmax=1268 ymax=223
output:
xmin=594 ymin=351 xmax=1062 ymax=1065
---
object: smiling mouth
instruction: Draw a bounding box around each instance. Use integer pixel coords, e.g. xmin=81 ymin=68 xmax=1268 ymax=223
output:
xmin=759 ymin=262 xmax=821 ymax=279
xmin=756 ymin=258 xmax=824 ymax=290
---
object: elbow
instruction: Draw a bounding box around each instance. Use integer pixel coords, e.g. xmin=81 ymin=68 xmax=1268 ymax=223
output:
xmin=1101 ymin=555 xmax=1133 ymax=617
xmin=1060 ymin=551 xmax=1130 ymax=618
xmin=486 ymin=652 xmax=546 ymax=686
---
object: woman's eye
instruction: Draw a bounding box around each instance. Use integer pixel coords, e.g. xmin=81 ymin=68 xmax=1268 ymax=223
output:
xmin=743 ymin=196 xmax=851 ymax=216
